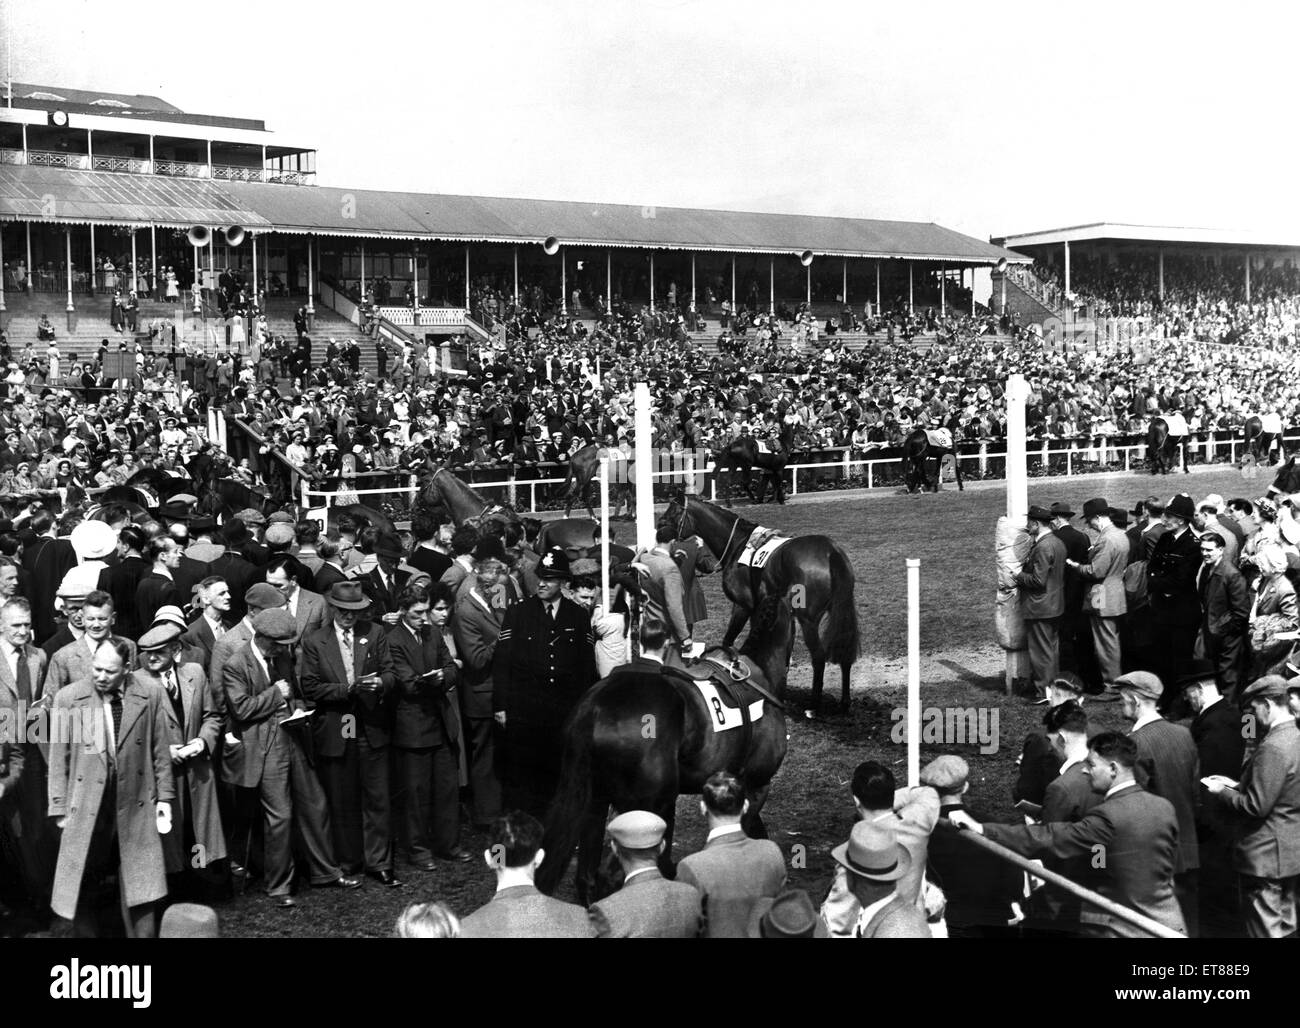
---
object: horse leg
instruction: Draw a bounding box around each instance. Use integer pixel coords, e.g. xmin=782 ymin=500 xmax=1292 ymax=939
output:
xmin=773 ymin=465 xmax=787 ymax=504
xmin=840 ymin=658 xmax=853 ymax=711
xmin=952 ymin=449 xmax=964 ymax=491
xmin=584 ymin=479 xmax=596 ymax=521
xmin=721 ymin=601 xmax=750 ymax=648
xmin=801 ymin=616 xmax=828 ymax=717
xmin=574 ymin=791 xmax=612 ymax=906
xmin=741 ymin=782 xmax=771 ymax=840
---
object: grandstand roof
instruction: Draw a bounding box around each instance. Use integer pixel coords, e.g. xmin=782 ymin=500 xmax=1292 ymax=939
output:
xmin=3 ymin=81 xmax=268 ymax=132
xmin=0 ymin=164 xmax=1026 ymax=264
xmin=996 ymin=222 xmax=1300 ymax=251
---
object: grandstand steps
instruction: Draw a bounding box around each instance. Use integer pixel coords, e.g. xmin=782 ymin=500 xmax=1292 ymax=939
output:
xmin=1001 ymin=276 xmax=1061 ymax=329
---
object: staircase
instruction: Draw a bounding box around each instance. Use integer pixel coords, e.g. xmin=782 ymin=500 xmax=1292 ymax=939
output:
xmin=995 ymin=272 xmax=1062 ymax=329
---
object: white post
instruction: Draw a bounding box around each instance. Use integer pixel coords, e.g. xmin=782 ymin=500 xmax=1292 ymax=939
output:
xmin=192 ymin=244 xmax=201 ymax=313
xmin=768 ymin=257 xmax=774 ymax=314
xmin=65 ymin=228 xmax=74 ymax=313
xmin=561 ymin=248 xmax=567 ymax=315
xmin=513 ymin=247 xmax=519 ymax=306
xmin=207 ymin=404 xmax=218 ymax=442
xmin=150 ymin=224 xmax=156 ymax=300
xmin=251 ymin=231 xmax=258 ymax=303
xmin=649 ymin=253 xmax=655 ymax=313
xmin=906 ymin=558 xmax=921 ymax=787
xmin=634 ymin=381 xmax=655 ymax=551
xmin=690 ymin=253 xmax=696 ymax=312
xmin=939 ymin=263 xmax=945 ymax=311
xmin=1004 ymin=373 xmax=1031 ymax=695
xmin=730 ymin=257 xmax=735 ymax=313
xmin=0 ymin=226 xmax=5 ymax=313
xmin=1158 ymin=248 xmax=1164 ymax=301
xmin=1245 ymin=254 xmax=1251 ymax=305
xmin=89 ymin=222 xmax=95 ymax=293
xmin=25 ymin=222 xmax=32 ymax=291
xmin=306 ymin=235 xmax=315 ymax=316
xmin=908 ymin=262 xmax=913 ymax=314
xmin=130 ymin=229 xmax=138 ymax=293
xmin=599 ymin=456 xmax=611 ymax=606
xmin=842 ymin=258 xmax=847 ymax=306
xmin=805 ymin=262 xmax=810 ymax=305
xmin=1063 ymin=240 xmax=1071 ymax=297
xmin=359 ymin=243 xmax=366 ymax=299
xmin=464 ymin=245 xmax=470 ymax=309
xmin=876 ymin=258 xmax=881 ymax=312
xmin=606 ymin=251 xmax=611 ymax=312
xmin=971 ymin=268 xmax=975 ymax=316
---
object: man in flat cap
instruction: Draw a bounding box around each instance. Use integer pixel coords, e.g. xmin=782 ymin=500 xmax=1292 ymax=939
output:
xmin=1114 ymin=670 xmax=1200 ymax=934
xmin=134 ymin=623 xmax=226 ymax=897
xmin=1015 ymin=506 xmax=1067 ymax=701
xmin=1067 ymin=498 xmax=1129 ymax=691
xmin=1205 ymin=676 xmax=1300 ymax=938
xmin=221 ymin=608 xmax=360 ymax=907
xmin=588 ymin=810 xmax=703 ymax=939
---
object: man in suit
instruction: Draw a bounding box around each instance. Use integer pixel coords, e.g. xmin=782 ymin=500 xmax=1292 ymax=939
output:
xmin=459 ymin=810 xmax=592 ymax=938
xmin=387 ymin=584 xmax=468 ymax=868
xmin=1196 ymin=531 xmax=1249 ymax=702
xmin=953 ymin=732 xmax=1187 ymax=938
xmin=675 ymin=771 xmax=786 ymax=939
xmin=820 ymin=759 xmax=940 ymax=935
xmin=135 ymin=536 xmax=184 ymax=633
xmin=1147 ymin=493 xmax=1203 ymax=707
xmin=670 ymin=531 xmax=717 ymax=638
xmin=1206 ymin=676 xmax=1300 ymax=938
xmin=1015 ymin=506 xmax=1067 ymax=700
xmin=921 ymin=756 xmax=1024 ymax=938
xmin=829 ymin=821 xmax=930 ymax=938
xmin=180 ymin=577 xmax=234 ymax=668
xmin=47 ymin=638 xmax=174 ymax=938
xmin=221 ymin=608 xmax=360 ymax=907
xmin=362 ymin=532 xmax=409 ymax=620
xmin=0 ymin=597 xmax=52 ymax=916
xmin=492 ymin=548 xmax=596 ymax=819
xmin=1181 ymin=660 xmax=1246 ymax=937
xmin=265 ymin=557 xmax=327 ymax=642
xmin=207 ymin=525 xmax=260 ymax=625
xmin=589 ymin=810 xmax=702 ymax=938
xmin=635 ymin=526 xmax=692 ymax=654
xmin=312 ymin=536 xmax=351 ymax=596
xmin=438 ymin=526 xmax=479 ymax=595
xmin=1068 ymin=498 xmax=1129 ymax=691
xmin=299 ymin=581 xmax=400 ymax=886
xmin=46 ymin=590 xmax=137 ymax=697
xmin=97 ymin=525 xmax=150 ymax=641
xmin=1116 ymin=670 xmax=1201 ymax=934
xmin=1050 ymin=500 xmax=1097 ymax=686
xmin=453 ymin=556 xmax=512 ymax=828
xmin=133 ymin=623 xmax=226 ymax=897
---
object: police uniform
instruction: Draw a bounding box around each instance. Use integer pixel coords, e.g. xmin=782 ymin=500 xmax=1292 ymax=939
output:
xmin=492 ymin=549 xmax=596 ymax=818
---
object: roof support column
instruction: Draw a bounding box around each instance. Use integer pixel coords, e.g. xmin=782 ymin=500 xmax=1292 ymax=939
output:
xmin=606 ymin=251 xmax=611 ymax=314
xmin=970 ymin=268 xmax=975 ymax=316
xmin=769 ymin=256 xmax=774 ymax=315
xmin=513 ymin=247 xmax=519 ymax=307
xmin=690 ymin=254 xmax=696 ymax=313
xmin=409 ymin=242 xmax=417 ymax=319
xmin=359 ymin=242 xmax=366 ymax=301
xmin=20 ymin=123 xmax=25 ymax=160
xmin=842 ymin=258 xmax=847 ymax=306
xmin=89 ymin=223 xmax=95 ymax=294
xmin=208 ymin=232 xmax=216 ymax=318
xmin=908 ymin=261 xmax=913 ymax=314
xmin=130 ymin=227 xmax=138 ymax=294
xmin=875 ymin=258 xmax=881 ymax=315
xmin=730 ymin=257 xmax=735 ymax=314
xmin=1158 ymin=248 xmax=1164 ymax=301
xmin=0 ymin=225 xmax=6 ymax=318
xmin=805 ymin=261 xmax=810 ymax=306
xmin=86 ymin=129 xmax=92 ymax=170
xmin=1245 ymin=253 xmax=1251 ymax=305
xmin=1063 ymin=240 xmax=1070 ymax=297
xmin=649 ymin=252 xmax=655 ymax=314
xmin=940 ymin=263 xmax=946 ymax=311
xmin=192 ymin=243 xmax=202 ymax=314
xmin=206 ymin=139 xmax=213 ymax=178
xmin=150 ymin=224 xmax=156 ymax=300
xmin=148 ymin=134 xmax=154 ymax=173
xmin=261 ymin=144 xmax=267 ymax=181
xmin=25 ymin=222 xmax=31 ymax=287
xmin=306 ymin=235 xmax=315 ymax=321
xmin=65 ymin=227 xmax=75 ymax=326
xmin=561 ymin=248 xmax=567 ymax=315
xmin=465 ymin=245 xmax=470 ymax=310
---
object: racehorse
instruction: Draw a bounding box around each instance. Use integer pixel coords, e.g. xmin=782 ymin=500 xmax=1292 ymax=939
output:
xmin=416 ymin=464 xmax=521 ymax=534
xmin=662 ymin=492 xmax=859 ymax=715
xmin=560 ymin=444 xmax=636 ymax=520
xmin=325 ymin=503 xmax=397 ymax=537
xmin=714 ymin=432 xmax=789 ymax=506
xmin=901 ymin=426 xmax=964 ymax=493
xmin=1244 ymin=414 xmax=1285 ymax=468
xmin=535 ymin=594 xmax=796 ymax=904
xmin=1267 ymin=456 xmax=1300 ymax=498
xmin=1147 ymin=417 xmax=1189 ymax=475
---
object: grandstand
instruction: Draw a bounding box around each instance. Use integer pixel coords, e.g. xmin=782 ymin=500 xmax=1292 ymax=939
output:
xmin=0 ymin=83 xmax=1025 ymax=345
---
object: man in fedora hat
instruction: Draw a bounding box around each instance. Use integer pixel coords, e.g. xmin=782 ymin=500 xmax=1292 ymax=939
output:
xmin=362 ymin=531 xmax=409 ymax=621
xmin=588 ymin=810 xmax=703 ymax=939
xmin=1015 ymin=506 xmax=1067 ymax=701
xmin=1205 ymin=676 xmax=1300 ymax=937
xmin=492 ymin=547 xmax=595 ymax=819
xmin=1179 ymin=658 xmax=1246 ymax=937
xmin=300 ymin=580 xmax=400 ymax=887
xmin=829 ymin=821 xmax=929 ymax=938
xmin=1067 ymin=498 xmax=1129 ymax=691
xmin=1050 ymin=500 xmax=1095 ymax=686
xmin=747 ymin=888 xmax=829 ymax=939
xmin=1147 ymin=493 xmax=1203 ymax=701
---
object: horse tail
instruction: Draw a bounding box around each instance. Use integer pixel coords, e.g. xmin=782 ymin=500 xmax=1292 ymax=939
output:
xmin=536 ymin=697 xmax=598 ymax=895
xmin=824 ymin=543 xmax=860 ymax=667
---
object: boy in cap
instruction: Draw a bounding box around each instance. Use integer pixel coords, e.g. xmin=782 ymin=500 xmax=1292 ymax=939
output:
xmin=588 ymin=810 xmax=703 ymax=938
xmin=1204 ymin=676 xmax=1300 ymax=938
xmin=1015 ymin=506 xmax=1067 ymax=701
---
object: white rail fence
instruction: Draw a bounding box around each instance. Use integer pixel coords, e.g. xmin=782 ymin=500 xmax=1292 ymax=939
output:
xmin=298 ymin=432 xmax=1296 ymax=516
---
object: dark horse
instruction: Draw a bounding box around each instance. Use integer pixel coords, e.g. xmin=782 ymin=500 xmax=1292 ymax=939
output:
xmin=901 ymin=425 xmax=964 ymax=494
xmin=416 ymin=463 xmax=521 ymax=533
xmin=560 ymin=444 xmax=635 ymax=520
xmin=1244 ymin=414 xmax=1285 ymax=468
xmin=663 ymin=492 xmax=860 ymax=715
xmin=713 ymin=432 xmax=789 ymax=506
xmin=1146 ymin=417 xmax=1189 ymax=475
xmin=1267 ymin=455 xmax=1300 ymax=498
xmin=535 ymin=595 xmax=796 ymax=903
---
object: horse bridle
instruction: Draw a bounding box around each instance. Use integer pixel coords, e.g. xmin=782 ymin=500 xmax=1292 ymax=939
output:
xmin=678 ymin=495 xmax=743 ymax=566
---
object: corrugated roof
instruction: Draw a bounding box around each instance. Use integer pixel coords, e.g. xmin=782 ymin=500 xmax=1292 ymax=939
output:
xmin=0 ymin=164 xmax=1024 ymax=263
xmin=8 ymin=82 xmax=182 ymax=114
xmin=0 ymin=166 xmax=270 ymax=229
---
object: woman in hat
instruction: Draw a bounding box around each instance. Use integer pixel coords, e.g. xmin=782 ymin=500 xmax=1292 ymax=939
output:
xmin=1248 ymin=541 xmax=1299 ymax=656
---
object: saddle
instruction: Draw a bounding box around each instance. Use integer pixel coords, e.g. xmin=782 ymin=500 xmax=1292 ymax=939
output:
xmin=924 ymin=428 xmax=953 ymax=450
xmin=738 ymin=527 xmax=789 ymax=570
xmin=682 ymin=654 xmax=765 ymax=737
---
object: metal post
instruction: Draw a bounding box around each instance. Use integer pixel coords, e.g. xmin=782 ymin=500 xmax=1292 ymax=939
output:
xmin=130 ymin=228 xmax=138 ymax=293
xmin=805 ymin=262 xmax=810 ymax=305
xmin=908 ymin=262 xmax=913 ymax=314
xmin=360 ymin=243 xmax=366 ymax=299
xmin=65 ymin=227 xmax=74 ymax=317
xmin=649 ymin=252 xmax=655 ymax=313
xmin=89 ymin=222 xmax=95 ymax=293
xmin=464 ymin=245 xmax=470 ymax=309
xmin=251 ymin=230 xmax=258 ymax=304
xmin=599 ymin=456 xmax=611 ymax=606
xmin=606 ymin=250 xmax=611 ymax=312
xmin=633 ymin=382 xmax=655 ymax=551
xmin=731 ymin=258 xmax=735 ymax=313
xmin=1158 ymin=248 xmax=1164 ymax=301
xmin=206 ymin=139 xmax=213 ymax=177
xmin=148 ymin=134 xmax=154 ymax=171
xmin=769 ymin=257 xmax=774 ymax=314
xmin=0 ymin=225 xmax=5 ymax=316
xmin=690 ymin=253 xmax=696 ymax=312
xmin=1004 ymin=373 xmax=1030 ymax=695
xmin=150 ymin=224 xmax=156 ymax=300
xmin=513 ymin=247 xmax=518 ymax=306
xmin=1064 ymin=240 xmax=1071 ymax=296
xmin=940 ymin=263 xmax=945 ymax=311
xmin=86 ymin=128 xmax=92 ymax=168
xmin=971 ymin=267 xmax=976 ymax=316
xmin=25 ymin=222 xmax=31 ymax=291
xmin=306 ymin=235 xmax=315 ymax=318
xmin=907 ymin=558 xmax=920 ymax=786
xmin=192 ymin=244 xmax=201 ymax=313
xmin=1245 ymin=254 xmax=1251 ymax=305
xmin=842 ymin=258 xmax=847 ymax=306
xmin=876 ymin=258 xmax=881 ymax=313
xmin=561 ymin=248 xmax=566 ymax=315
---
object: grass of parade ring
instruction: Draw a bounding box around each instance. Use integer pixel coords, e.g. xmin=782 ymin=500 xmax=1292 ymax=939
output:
xmin=218 ymin=463 xmax=1263 ymax=937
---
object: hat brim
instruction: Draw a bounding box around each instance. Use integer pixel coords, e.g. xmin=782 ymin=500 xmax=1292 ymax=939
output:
xmin=328 ymin=597 xmax=371 ymax=611
xmin=831 ymin=840 xmax=912 ymax=882
xmin=536 ymin=570 xmax=570 ymax=580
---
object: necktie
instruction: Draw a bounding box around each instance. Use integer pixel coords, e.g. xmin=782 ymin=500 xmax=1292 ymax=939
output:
xmin=110 ymin=693 xmax=123 ymax=750
xmin=341 ymin=629 xmax=355 ymax=685
xmin=212 ymin=619 xmax=225 ymax=639
xmin=546 ymin=603 xmax=556 ymax=626
xmin=165 ymin=672 xmax=179 ymax=701
xmin=14 ymin=647 xmax=30 ymax=702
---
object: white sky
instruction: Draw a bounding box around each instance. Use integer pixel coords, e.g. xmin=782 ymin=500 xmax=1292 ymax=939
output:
xmin=7 ymin=0 xmax=1300 ymax=242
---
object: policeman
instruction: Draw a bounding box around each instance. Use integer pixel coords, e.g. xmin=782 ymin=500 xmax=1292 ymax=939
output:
xmin=492 ymin=548 xmax=596 ymax=818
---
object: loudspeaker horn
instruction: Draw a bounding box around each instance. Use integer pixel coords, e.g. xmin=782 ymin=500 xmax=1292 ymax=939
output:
xmin=543 ymin=236 xmax=561 ymax=255
xmin=798 ymin=249 xmax=814 ymax=267
xmin=187 ymin=225 xmax=211 ymax=247
xmin=223 ymin=225 xmax=246 ymax=247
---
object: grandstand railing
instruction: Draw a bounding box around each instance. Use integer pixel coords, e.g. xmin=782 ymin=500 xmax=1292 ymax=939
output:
xmin=296 ymin=430 xmax=1298 ymax=517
